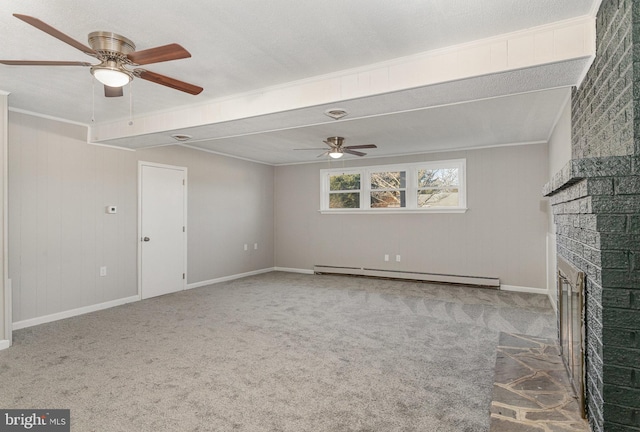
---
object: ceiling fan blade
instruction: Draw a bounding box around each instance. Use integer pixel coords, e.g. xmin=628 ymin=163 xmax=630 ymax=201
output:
xmin=0 ymin=60 xmax=92 ymax=66
xmin=104 ymin=85 xmax=123 ymax=97
xmin=128 ymin=43 xmax=191 ymax=65
xmin=317 ymin=151 xmax=330 ymax=158
xmin=294 ymin=148 xmax=328 ymax=151
xmin=344 ymin=144 xmax=377 ymax=150
xmin=13 ymin=14 xmax=98 ymax=57
xmin=135 ymin=69 xmax=203 ymax=95
xmin=322 ymin=140 xmax=335 ymax=148
xmin=344 ymin=149 xmax=366 ymax=157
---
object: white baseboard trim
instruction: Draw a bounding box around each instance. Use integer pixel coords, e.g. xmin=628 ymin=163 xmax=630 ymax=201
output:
xmin=273 ymin=267 xmax=314 ymax=275
xmin=500 ymin=284 xmax=548 ymax=295
xmin=0 ymin=339 xmax=10 ymax=351
xmin=12 ymin=295 xmax=140 ymax=331
xmin=186 ymin=267 xmax=275 ymax=290
xmin=313 ymin=265 xmax=500 ymax=287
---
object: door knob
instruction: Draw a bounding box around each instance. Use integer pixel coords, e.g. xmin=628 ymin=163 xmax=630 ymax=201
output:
xmin=143 ymin=237 xmax=150 ymax=242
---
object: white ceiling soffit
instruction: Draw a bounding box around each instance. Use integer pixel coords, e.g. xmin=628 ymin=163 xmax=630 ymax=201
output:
xmin=90 ymin=16 xmax=595 ymax=144
xmin=97 ymin=60 xmax=582 ymax=165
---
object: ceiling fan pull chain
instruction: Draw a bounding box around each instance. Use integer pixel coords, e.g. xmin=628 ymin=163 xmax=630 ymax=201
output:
xmin=91 ymin=78 xmax=95 ymax=123
xmin=128 ymin=81 xmax=134 ymax=126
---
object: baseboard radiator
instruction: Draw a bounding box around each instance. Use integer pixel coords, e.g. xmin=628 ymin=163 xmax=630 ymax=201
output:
xmin=313 ymin=265 xmax=500 ymax=288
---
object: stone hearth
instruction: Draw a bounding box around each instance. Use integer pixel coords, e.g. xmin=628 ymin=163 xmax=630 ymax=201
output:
xmin=490 ymin=333 xmax=589 ymax=431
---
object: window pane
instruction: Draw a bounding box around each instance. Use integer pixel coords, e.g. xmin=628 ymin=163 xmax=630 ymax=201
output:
xmin=371 ymin=191 xmax=406 ymax=208
xmin=371 ymin=171 xmax=406 ymax=189
xmin=330 ymin=192 xmax=360 ymax=208
xmin=418 ymin=188 xmax=459 ymax=207
xmin=418 ymin=168 xmax=458 ymax=188
xmin=330 ymin=173 xmax=360 ymax=191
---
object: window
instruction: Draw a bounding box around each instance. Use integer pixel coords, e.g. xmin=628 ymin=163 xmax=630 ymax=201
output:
xmin=417 ymin=167 xmax=459 ymax=208
xmin=320 ymin=159 xmax=466 ymax=213
xmin=328 ymin=172 xmax=360 ymax=209
xmin=370 ymin=170 xmax=406 ymax=208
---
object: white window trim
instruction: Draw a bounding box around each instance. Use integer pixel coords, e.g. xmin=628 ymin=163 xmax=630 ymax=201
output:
xmin=320 ymin=159 xmax=467 ymax=214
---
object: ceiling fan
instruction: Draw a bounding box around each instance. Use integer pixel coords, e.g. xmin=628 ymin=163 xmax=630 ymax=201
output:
xmin=295 ymin=137 xmax=377 ymax=159
xmin=0 ymin=14 xmax=203 ymax=97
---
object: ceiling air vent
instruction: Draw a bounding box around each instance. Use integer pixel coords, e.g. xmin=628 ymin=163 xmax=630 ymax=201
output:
xmin=171 ymin=134 xmax=192 ymax=142
xmin=324 ymin=108 xmax=348 ymax=120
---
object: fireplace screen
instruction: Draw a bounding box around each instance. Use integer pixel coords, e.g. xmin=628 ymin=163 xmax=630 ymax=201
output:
xmin=557 ymin=255 xmax=586 ymax=418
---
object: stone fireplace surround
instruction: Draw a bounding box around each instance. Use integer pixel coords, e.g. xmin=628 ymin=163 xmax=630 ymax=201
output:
xmin=542 ymin=1 xmax=640 ymax=430
xmin=545 ymin=156 xmax=640 ymax=432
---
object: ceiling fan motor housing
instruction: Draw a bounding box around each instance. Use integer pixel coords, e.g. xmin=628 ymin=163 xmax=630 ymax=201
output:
xmin=327 ymin=136 xmax=345 ymax=148
xmin=88 ymin=31 xmax=136 ymax=60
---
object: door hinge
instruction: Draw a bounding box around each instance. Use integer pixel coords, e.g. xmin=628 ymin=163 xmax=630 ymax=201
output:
xmin=182 ymin=179 xmax=185 ymax=185
xmin=182 ymin=273 xmax=185 ymax=279
xmin=183 ymin=226 xmax=185 ymax=232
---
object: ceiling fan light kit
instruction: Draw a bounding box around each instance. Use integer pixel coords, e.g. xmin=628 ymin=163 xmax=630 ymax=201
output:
xmin=91 ymin=60 xmax=132 ymax=87
xmin=329 ymin=149 xmax=344 ymax=159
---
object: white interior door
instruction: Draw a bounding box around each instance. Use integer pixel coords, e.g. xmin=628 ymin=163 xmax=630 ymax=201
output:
xmin=139 ymin=162 xmax=186 ymax=300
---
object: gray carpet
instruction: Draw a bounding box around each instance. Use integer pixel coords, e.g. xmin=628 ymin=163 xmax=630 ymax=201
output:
xmin=0 ymin=272 xmax=555 ymax=432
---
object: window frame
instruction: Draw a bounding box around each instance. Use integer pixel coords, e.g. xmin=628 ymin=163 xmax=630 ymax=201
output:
xmin=320 ymin=159 xmax=467 ymax=214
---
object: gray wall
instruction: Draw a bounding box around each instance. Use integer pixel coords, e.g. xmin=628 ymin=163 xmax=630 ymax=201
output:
xmin=8 ymin=112 xmax=274 ymax=324
xmin=548 ymin=100 xmax=573 ymax=181
xmin=275 ymin=144 xmax=549 ymax=288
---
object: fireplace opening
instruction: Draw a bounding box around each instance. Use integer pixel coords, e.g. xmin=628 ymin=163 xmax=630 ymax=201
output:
xmin=557 ymin=255 xmax=586 ymax=418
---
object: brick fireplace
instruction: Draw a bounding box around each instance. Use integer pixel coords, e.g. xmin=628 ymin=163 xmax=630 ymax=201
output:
xmin=544 ymin=1 xmax=640 ymax=431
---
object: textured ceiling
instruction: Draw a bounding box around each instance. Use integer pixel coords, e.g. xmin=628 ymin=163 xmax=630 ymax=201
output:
xmin=0 ymin=1 xmax=599 ymax=164
xmin=181 ymin=88 xmax=573 ymax=165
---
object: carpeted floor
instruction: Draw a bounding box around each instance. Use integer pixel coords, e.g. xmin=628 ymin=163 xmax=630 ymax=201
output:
xmin=0 ymin=272 xmax=556 ymax=431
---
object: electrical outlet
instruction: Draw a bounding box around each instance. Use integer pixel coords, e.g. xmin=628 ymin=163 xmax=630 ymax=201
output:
xmin=384 ymin=254 xmax=389 ymax=261
xmin=244 ymin=244 xmax=248 ymax=251
xmin=254 ymin=243 xmax=258 ymax=250
xmin=100 ymin=266 xmax=107 ymax=277
xmin=396 ymin=255 xmax=401 ymax=262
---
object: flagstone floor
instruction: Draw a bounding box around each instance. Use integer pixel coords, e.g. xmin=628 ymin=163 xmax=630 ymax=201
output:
xmin=490 ymin=333 xmax=589 ymax=432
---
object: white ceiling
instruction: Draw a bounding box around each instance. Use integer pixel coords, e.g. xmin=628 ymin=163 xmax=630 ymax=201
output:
xmin=0 ymin=1 xmax=599 ymax=164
